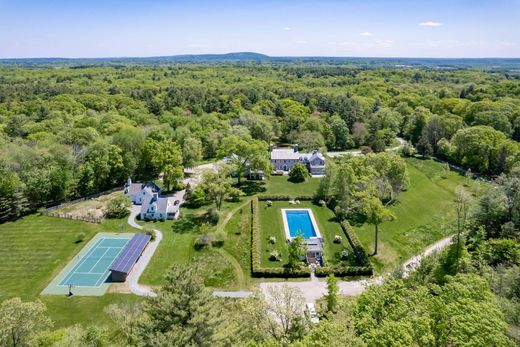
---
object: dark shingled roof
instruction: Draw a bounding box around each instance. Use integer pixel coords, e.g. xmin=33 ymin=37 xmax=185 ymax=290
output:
xmin=110 ymin=234 xmax=151 ymax=275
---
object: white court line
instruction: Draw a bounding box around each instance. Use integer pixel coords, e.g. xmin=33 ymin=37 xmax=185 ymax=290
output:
xmin=93 ymin=245 xmax=129 ymax=286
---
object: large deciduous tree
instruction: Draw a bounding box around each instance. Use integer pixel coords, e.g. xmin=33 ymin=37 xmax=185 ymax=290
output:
xmin=200 ymin=165 xmax=244 ymax=210
xmin=218 ymin=135 xmax=271 ymax=185
xmin=0 ymin=298 xmax=53 ymax=347
xmin=359 ymin=194 xmax=394 ymax=256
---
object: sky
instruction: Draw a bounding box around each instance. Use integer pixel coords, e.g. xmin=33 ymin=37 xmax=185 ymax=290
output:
xmin=0 ymin=0 xmax=519 ymax=58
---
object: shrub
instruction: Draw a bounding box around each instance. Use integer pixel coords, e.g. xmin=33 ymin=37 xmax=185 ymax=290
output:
xmin=212 ymin=231 xmax=226 ymax=247
xmin=400 ymin=142 xmax=415 ymax=157
xmin=106 ymin=195 xmax=131 ymax=219
xmin=75 ymin=232 xmax=86 ymax=243
xmin=288 ymin=163 xmax=310 ymax=183
xmin=186 ymin=186 xmax=207 ymax=208
xmin=268 ymin=236 xmax=276 ymax=244
xmin=266 ymin=200 xmax=272 ymax=207
xmin=333 ymin=235 xmax=342 ymax=244
xmin=207 ymin=208 xmax=220 ymax=225
xmin=194 ymin=233 xmax=214 ymax=250
xmin=318 ymin=200 xmax=326 ymax=207
xmin=143 ymin=227 xmax=156 ymax=241
xmin=269 ymin=251 xmax=281 ymax=261
xmin=340 ymin=249 xmax=349 ymax=260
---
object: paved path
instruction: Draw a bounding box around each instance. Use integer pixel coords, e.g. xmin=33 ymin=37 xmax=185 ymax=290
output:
xmin=125 ymin=161 xmax=221 ymax=297
xmin=259 ymin=235 xmax=454 ymax=303
xmin=328 ymin=137 xmax=406 ymax=158
xmin=125 ymin=205 xmax=163 ymax=297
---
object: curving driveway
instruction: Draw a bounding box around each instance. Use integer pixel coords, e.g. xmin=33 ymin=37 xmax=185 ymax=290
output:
xmin=125 ymin=205 xmax=163 ymax=297
xmin=259 ymin=235 xmax=453 ymax=303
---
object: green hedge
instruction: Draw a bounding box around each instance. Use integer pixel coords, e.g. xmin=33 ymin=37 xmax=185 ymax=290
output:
xmin=315 ymin=265 xmax=373 ymax=277
xmin=257 ymin=195 xmax=313 ymax=201
xmin=339 ymin=219 xmax=372 ymax=269
xmin=250 ymin=197 xmax=311 ymax=278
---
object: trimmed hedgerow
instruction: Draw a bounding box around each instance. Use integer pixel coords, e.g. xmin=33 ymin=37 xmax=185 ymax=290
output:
xmin=315 ymin=265 xmax=373 ymax=277
xmin=257 ymin=195 xmax=313 ymax=201
xmin=339 ymin=219 xmax=372 ymax=269
xmin=250 ymin=197 xmax=311 ymax=278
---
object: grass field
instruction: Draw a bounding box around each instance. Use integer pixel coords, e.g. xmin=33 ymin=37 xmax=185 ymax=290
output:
xmin=257 ymin=201 xmax=355 ymax=268
xmin=351 ymin=157 xmax=488 ymax=274
xmin=139 ymin=200 xmax=248 ymax=289
xmin=264 ymin=176 xmax=321 ymax=196
xmin=0 ymin=214 xmax=139 ymax=327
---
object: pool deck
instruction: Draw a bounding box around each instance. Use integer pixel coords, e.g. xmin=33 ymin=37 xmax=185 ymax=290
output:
xmin=281 ymin=208 xmax=322 ymax=241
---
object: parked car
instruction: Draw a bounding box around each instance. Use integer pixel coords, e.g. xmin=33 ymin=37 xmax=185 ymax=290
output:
xmin=305 ymin=303 xmax=319 ymax=324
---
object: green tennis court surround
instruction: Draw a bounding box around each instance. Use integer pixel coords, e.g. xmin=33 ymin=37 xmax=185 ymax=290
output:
xmin=43 ymin=233 xmax=134 ymax=296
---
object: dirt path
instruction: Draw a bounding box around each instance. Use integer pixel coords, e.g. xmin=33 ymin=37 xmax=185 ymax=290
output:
xmin=328 ymin=137 xmax=406 ymax=158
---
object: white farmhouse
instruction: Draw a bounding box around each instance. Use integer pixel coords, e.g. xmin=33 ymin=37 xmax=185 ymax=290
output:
xmin=140 ymin=193 xmax=180 ymax=221
xmin=124 ymin=179 xmax=161 ymax=205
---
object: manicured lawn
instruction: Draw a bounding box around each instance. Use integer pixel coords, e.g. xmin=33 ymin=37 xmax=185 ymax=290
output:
xmin=43 ymin=294 xmax=142 ymax=328
xmin=257 ymin=201 xmax=355 ymax=268
xmin=0 ymin=214 xmax=138 ymax=327
xmin=223 ymin=203 xmax=253 ymax=287
xmin=264 ymin=176 xmax=321 ymax=196
xmin=351 ymin=157 xmax=488 ymax=274
xmin=139 ymin=201 xmax=247 ymax=289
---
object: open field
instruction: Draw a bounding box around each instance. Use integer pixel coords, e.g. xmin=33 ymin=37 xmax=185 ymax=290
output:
xmin=257 ymin=200 xmax=355 ymax=268
xmin=139 ymin=200 xmax=250 ymax=289
xmin=0 ymin=214 xmax=138 ymax=327
xmin=352 ymin=157 xmax=488 ymax=274
xmin=264 ymin=176 xmax=321 ymax=196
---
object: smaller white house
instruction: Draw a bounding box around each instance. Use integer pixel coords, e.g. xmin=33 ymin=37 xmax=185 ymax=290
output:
xmin=124 ymin=179 xmax=161 ymax=205
xmin=140 ymin=193 xmax=180 ymax=221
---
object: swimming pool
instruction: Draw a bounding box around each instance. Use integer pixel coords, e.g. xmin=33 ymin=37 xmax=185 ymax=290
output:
xmin=281 ymin=209 xmax=322 ymax=240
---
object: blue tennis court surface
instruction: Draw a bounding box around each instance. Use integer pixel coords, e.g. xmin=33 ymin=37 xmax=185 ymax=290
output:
xmin=59 ymin=237 xmax=130 ymax=287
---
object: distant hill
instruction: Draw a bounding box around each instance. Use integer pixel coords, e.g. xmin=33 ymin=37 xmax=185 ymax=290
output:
xmin=1 ymin=52 xmax=520 ymax=70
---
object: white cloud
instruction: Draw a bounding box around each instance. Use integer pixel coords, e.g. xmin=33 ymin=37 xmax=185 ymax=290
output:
xmin=360 ymin=32 xmax=373 ymax=36
xmin=283 ymin=27 xmax=292 ymax=31
xmin=419 ymin=21 xmax=443 ymax=27
xmin=375 ymin=39 xmax=394 ymax=47
xmin=296 ymin=40 xmax=308 ymax=44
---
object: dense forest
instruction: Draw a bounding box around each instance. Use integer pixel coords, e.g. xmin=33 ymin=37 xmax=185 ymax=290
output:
xmin=1 ymin=63 xmax=520 ymax=221
xmin=0 ymin=61 xmax=519 ymax=345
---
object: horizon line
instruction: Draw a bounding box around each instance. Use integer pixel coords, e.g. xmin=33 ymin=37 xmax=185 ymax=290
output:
xmin=1 ymin=52 xmax=520 ymax=60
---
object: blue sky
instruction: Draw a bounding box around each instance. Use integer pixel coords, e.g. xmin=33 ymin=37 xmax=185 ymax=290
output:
xmin=0 ymin=0 xmax=519 ymax=58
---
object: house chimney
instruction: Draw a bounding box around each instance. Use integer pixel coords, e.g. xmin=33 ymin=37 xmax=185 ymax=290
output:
xmin=269 ymin=144 xmax=273 ymax=152
xmin=293 ymin=144 xmax=299 ymax=153
xmin=126 ymin=178 xmax=132 ymax=186
xmin=153 ymin=193 xmax=158 ymax=200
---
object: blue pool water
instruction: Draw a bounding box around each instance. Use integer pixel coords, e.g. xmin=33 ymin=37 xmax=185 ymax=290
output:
xmin=285 ymin=210 xmax=317 ymax=238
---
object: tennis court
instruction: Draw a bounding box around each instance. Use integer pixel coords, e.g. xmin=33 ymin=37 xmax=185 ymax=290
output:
xmin=43 ymin=232 xmax=134 ymax=296
xmin=59 ymin=237 xmax=130 ymax=287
